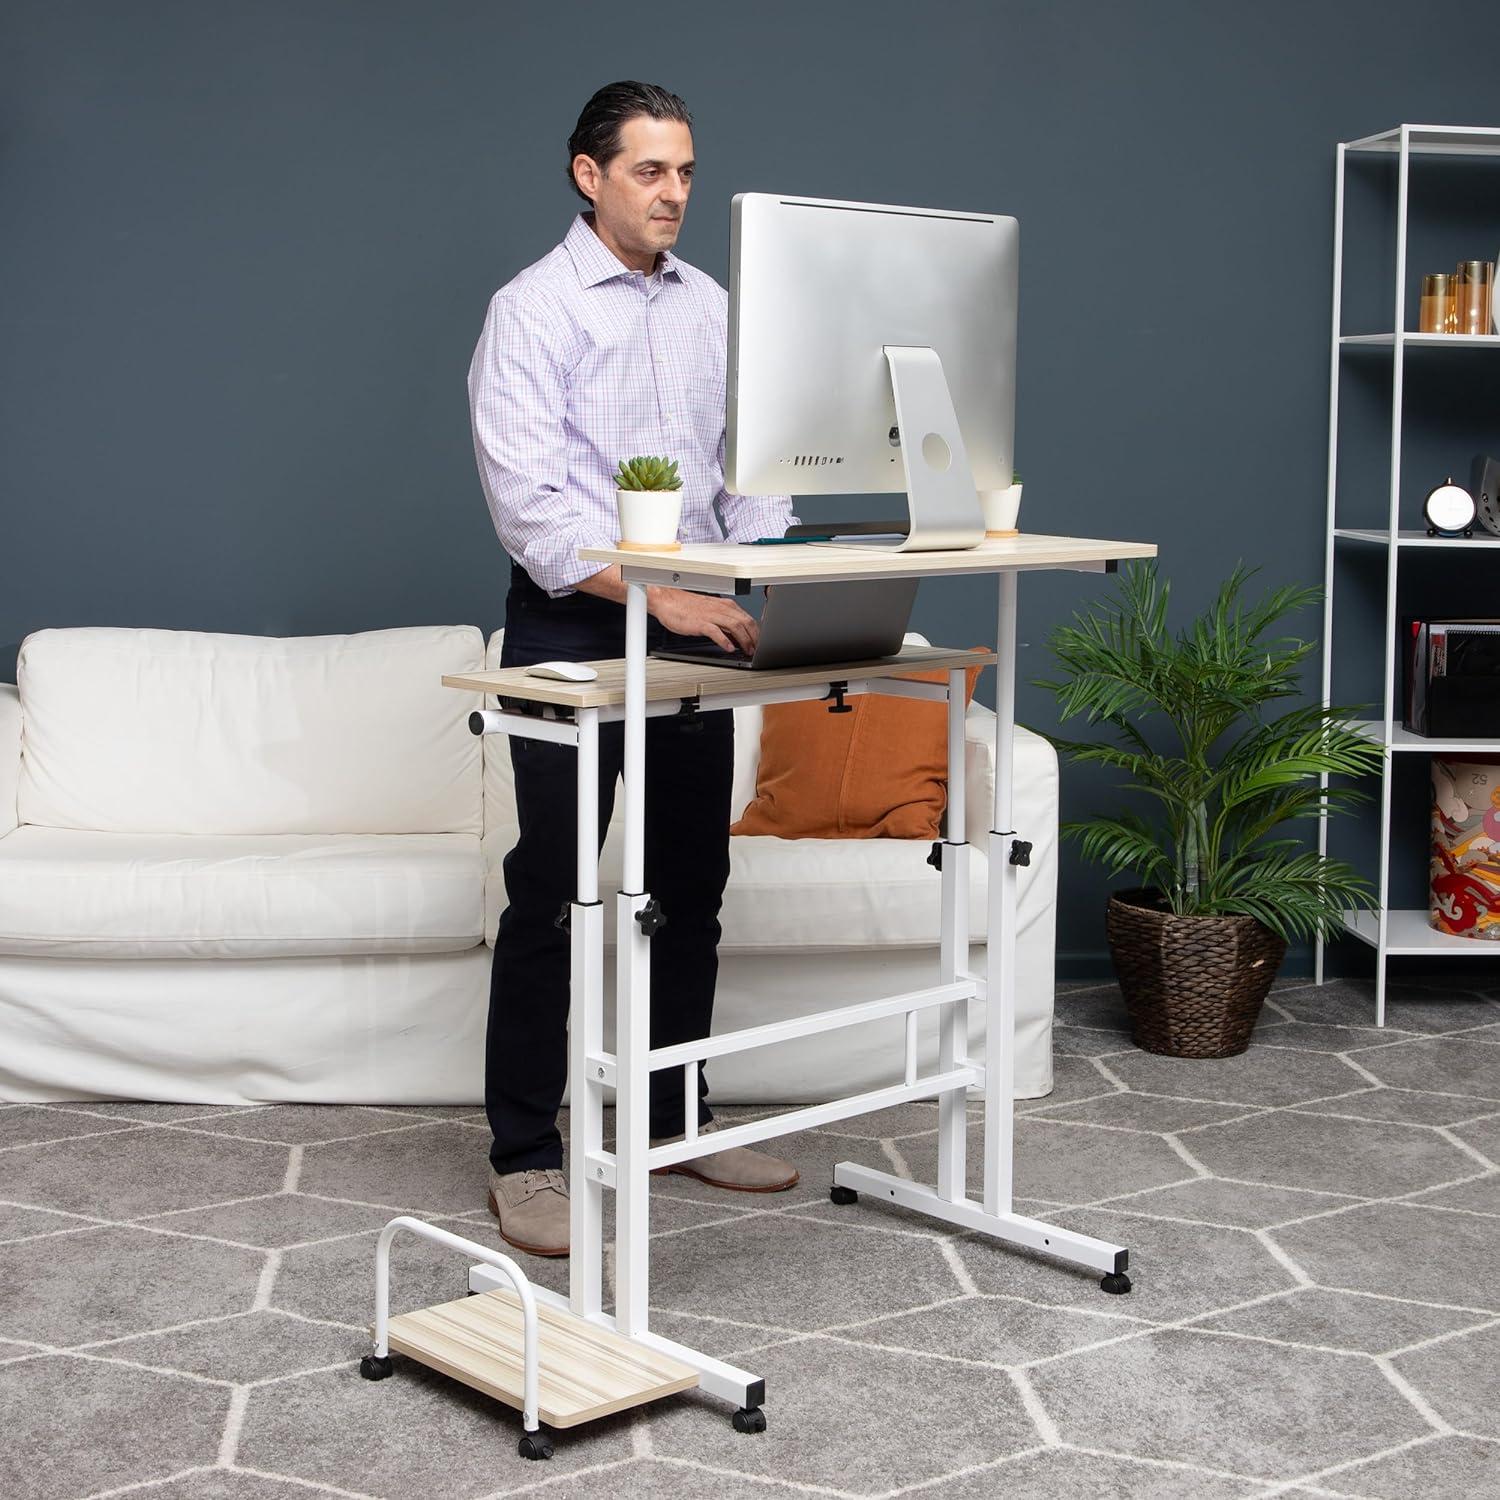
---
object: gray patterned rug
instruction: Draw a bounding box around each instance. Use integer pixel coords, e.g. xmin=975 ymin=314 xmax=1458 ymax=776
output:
xmin=3 ymin=976 xmax=1499 ymax=1500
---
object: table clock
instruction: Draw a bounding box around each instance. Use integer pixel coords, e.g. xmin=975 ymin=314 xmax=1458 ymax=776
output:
xmin=1424 ymin=477 xmax=1477 ymax=537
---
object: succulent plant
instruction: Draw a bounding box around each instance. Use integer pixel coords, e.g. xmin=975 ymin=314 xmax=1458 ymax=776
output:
xmin=615 ymin=456 xmax=683 ymax=492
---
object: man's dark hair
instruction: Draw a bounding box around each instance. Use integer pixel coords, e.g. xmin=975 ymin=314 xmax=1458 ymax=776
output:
xmin=566 ymin=81 xmax=692 ymax=205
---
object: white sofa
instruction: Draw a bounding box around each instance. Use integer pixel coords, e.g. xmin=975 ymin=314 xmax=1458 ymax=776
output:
xmin=0 ymin=625 xmax=1058 ymax=1105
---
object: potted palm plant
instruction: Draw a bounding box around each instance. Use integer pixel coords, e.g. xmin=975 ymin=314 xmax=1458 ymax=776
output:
xmin=616 ymin=455 xmax=684 ymax=552
xmin=1037 ymin=561 xmax=1384 ymax=1058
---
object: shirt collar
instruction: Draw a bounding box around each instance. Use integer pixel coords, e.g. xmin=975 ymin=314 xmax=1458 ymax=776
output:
xmin=565 ymin=212 xmax=683 ymax=287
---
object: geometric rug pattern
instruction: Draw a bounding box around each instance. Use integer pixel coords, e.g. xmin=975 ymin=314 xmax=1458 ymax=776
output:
xmin=3 ymin=976 xmax=1499 ymax=1498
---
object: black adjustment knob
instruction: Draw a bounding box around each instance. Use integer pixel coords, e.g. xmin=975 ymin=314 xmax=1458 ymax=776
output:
xmin=926 ymin=842 xmax=943 ymax=871
xmin=554 ymin=902 xmax=572 ymax=934
xmin=636 ymin=898 xmax=667 ymax=936
xmin=825 ymin=682 xmax=854 ymax=715
xmin=1009 ymin=839 xmax=1033 ymax=868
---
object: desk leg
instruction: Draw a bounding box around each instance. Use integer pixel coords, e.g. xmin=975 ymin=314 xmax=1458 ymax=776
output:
xmin=569 ymin=708 xmax=605 ymax=1319
xmin=937 ymin=668 xmax=969 ymax=1203
xmin=616 ymin=581 xmax=651 ymax=1337
xmin=984 ymin=571 xmax=1019 ymax=1216
xmin=835 ymin=570 xmax=1131 ymax=1292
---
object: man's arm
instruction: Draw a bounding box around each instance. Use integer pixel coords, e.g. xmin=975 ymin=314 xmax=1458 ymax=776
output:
xmin=467 ymin=290 xmax=615 ymax=598
xmin=470 ymin=290 xmax=757 ymax=652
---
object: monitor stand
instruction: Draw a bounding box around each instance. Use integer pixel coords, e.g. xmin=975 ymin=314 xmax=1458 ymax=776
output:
xmin=878 ymin=346 xmax=986 ymax=552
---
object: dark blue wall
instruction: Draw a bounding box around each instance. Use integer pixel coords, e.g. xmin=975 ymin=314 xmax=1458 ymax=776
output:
xmin=4 ymin=1 xmax=1498 ymax=973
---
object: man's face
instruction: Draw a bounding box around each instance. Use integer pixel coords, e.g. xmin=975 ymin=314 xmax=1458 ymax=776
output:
xmin=576 ymin=116 xmax=694 ymax=268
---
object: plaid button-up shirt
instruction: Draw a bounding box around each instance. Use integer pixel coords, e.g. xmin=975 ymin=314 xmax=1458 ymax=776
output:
xmin=468 ymin=212 xmax=795 ymax=596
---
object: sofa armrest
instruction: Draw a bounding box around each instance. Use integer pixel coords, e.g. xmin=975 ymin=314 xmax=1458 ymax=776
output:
xmin=0 ymin=682 xmax=18 ymax=837
xmin=961 ymin=704 xmax=1058 ymax=850
xmin=962 ymin=704 xmax=994 ymax=847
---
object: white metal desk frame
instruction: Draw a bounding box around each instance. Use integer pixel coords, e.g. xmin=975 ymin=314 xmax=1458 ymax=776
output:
xmin=467 ymin=537 xmax=1149 ymax=1432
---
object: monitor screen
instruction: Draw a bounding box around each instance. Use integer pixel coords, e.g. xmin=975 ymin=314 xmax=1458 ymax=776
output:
xmin=726 ymin=193 xmax=1018 ymax=524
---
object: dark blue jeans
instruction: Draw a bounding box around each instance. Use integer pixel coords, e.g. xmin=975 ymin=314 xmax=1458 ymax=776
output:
xmin=486 ymin=570 xmax=733 ymax=1174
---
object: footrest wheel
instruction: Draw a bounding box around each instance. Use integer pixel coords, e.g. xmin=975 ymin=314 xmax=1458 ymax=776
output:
xmin=518 ymin=1431 xmax=554 ymax=1460
xmin=359 ymin=1353 xmax=394 ymax=1381
xmin=1100 ymin=1272 xmax=1132 ymax=1296
xmin=732 ymin=1406 xmax=767 ymax=1434
xmin=829 ymin=1185 xmax=858 ymax=1206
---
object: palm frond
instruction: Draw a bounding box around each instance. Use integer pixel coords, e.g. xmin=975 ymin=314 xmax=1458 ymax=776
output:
xmin=1215 ymin=727 xmax=1385 ymax=814
xmin=1215 ymin=785 xmax=1370 ymax=865
xmin=1210 ymin=852 xmax=1377 ymax=943
xmin=1062 ymin=813 xmax=1175 ymax=890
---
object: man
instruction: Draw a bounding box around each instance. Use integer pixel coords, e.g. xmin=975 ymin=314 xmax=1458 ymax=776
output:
xmin=467 ymin=81 xmax=800 ymax=1257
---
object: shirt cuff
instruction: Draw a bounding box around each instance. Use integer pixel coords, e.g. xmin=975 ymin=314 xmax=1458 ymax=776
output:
xmin=516 ymin=530 xmax=619 ymax=598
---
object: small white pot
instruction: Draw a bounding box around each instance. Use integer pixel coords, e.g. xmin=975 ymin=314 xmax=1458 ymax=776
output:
xmin=616 ymin=488 xmax=683 ymax=551
xmin=980 ymin=482 xmax=1023 ymax=537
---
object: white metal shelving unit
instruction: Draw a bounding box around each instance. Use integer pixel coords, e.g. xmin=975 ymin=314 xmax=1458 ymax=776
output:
xmin=1318 ymin=123 xmax=1500 ymax=1022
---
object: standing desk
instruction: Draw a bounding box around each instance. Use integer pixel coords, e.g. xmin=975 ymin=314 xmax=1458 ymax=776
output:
xmin=444 ymin=531 xmax=1157 ymax=1440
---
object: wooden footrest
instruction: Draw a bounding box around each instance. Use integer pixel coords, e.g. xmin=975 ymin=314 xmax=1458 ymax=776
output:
xmin=385 ymin=1288 xmax=699 ymax=1429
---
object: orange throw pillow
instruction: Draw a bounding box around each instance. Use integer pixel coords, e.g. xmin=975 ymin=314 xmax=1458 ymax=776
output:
xmin=730 ymin=656 xmax=986 ymax=840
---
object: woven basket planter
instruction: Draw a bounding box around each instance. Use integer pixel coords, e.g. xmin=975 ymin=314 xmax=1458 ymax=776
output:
xmin=1105 ymin=889 xmax=1287 ymax=1058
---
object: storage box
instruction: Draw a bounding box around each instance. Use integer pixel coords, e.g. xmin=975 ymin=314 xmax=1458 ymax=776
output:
xmin=1405 ymin=619 xmax=1500 ymax=738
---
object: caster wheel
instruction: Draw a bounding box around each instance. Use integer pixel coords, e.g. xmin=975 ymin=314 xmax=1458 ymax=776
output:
xmin=517 ymin=1432 xmax=554 ymax=1461
xmin=829 ymin=1185 xmax=858 ymax=1206
xmin=732 ymin=1406 xmax=767 ymax=1434
xmin=359 ymin=1354 xmax=394 ymax=1381
xmin=1100 ymin=1272 xmax=1132 ymax=1296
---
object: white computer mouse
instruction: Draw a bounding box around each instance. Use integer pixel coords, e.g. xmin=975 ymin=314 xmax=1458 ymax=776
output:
xmin=524 ymin=660 xmax=599 ymax=683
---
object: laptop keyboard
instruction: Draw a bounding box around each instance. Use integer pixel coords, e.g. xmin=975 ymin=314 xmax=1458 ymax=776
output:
xmin=651 ymin=643 xmax=755 ymax=668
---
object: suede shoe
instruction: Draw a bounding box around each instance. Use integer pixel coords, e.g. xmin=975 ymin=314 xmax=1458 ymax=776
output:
xmin=488 ymin=1168 xmax=570 ymax=1257
xmin=649 ymin=1121 xmax=800 ymax=1192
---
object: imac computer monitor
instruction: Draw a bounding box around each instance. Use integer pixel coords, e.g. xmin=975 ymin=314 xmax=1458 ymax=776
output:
xmin=726 ymin=193 xmax=1018 ymax=552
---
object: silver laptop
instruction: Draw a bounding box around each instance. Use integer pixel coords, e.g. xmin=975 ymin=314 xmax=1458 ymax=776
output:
xmin=652 ymin=578 xmax=919 ymax=671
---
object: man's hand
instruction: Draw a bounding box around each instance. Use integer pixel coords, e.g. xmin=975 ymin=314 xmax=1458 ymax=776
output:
xmin=648 ymin=587 xmax=758 ymax=654
xmin=572 ymin=566 xmax=759 ymax=653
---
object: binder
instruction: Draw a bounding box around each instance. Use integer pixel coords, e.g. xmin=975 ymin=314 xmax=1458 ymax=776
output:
xmin=1405 ymin=619 xmax=1500 ymax=737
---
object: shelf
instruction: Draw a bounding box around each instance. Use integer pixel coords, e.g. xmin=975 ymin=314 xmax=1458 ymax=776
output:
xmin=1347 ymin=720 xmax=1500 ymax=754
xmin=1333 ymin=529 xmax=1500 ymax=549
xmin=1339 ymin=908 xmax=1500 ymax=955
xmin=385 ymin=1287 xmax=699 ymax=1429
xmin=1340 ymin=333 xmax=1500 ymax=348
xmin=443 ymin=643 xmax=995 ymax=711
xmin=1345 ymin=124 xmax=1500 ymax=157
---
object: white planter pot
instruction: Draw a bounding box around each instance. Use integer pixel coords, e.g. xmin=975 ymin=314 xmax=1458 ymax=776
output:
xmin=616 ymin=488 xmax=683 ymax=551
xmin=980 ymin=483 xmax=1023 ymax=537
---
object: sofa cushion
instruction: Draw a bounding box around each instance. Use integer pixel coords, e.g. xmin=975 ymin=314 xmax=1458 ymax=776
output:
xmin=17 ymin=626 xmax=486 ymax=835
xmin=713 ymin=834 xmax=991 ymax=952
xmin=0 ymin=826 xmax=485 ymax=958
